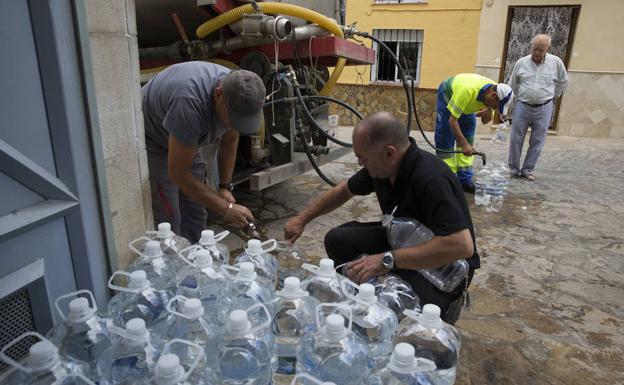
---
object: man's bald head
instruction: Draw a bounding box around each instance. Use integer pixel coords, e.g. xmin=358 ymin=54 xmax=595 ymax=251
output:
xmin=531 ymin=34 xmax=551 ymax=63
xmin=354 ymin=111 xmax=410 ymax=150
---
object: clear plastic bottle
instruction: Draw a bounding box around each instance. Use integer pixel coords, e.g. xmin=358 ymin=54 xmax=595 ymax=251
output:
xmin=368 ymin=274 xmax=421 ymax=321
xmin=157 ymin=296 xmax=221 ymax=382
xmin=290 ymin=372 xmax=336 ymax=385
xmin=47 ymin=290 xmax=111 ymax=378
xmin=275 ymin=241 xmax=309 ymax=289
xmin=0 ymin=332 xmax=93 ymax=385
xmin=178 ymin=229 xmax=230 ymax=267
xmin=342 ymin=281 xmax=398 ymax=369
xmin=128 ymin=239 xmax=176 ymax=290
xmin=296 ymin=308 xmax=370 ymax=384
xmin=129 ymin=223 xmax=191 ymax=273
xmin=221 ymin=262 xmax=275 ymax=315
xmin=219 ymin=305 xmax=275 ymax=385
xmin=107 ymin=270 xmax=172 ymax=329
xmin=149 ymin=339 xmax=205 ymax=385
xmin=474 ymin=168 xmax=491 ymax=207
xmin=384 ymin=218 xmax=469 ymax=293
xmin=301 ymin=259 xmax=345 ymax=303
xmin=366 ymin=343 xmax=437 ymax=385
xmin=394 ymin=304 xmax=461 ymax=385
xmin=234 ymin=239 xmax=278 ymax=286
xmin=271 ymin=277 xmax=319 ymax=374
xmin=97 ymin=318 xmax=162 ymax=385
xmin=175 ymin=248 xmax=231 ymax=326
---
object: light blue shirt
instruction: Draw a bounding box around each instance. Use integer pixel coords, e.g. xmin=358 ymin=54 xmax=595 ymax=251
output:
xmin=509 ymin=53 xmax=570 ymax=105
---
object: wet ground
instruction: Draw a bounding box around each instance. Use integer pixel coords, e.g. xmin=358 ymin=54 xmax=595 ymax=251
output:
xmin=215 ymin=129 xmax=624 ymax=384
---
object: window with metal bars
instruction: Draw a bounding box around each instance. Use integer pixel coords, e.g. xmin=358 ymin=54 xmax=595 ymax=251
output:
xmin=371 ymin=29 xmax=423 ymax=85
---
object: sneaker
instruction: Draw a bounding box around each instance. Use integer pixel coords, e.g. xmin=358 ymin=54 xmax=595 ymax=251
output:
xmin=462 ymin=183 xmax=476 ymax=194
xmin=521 ymin=172 xmax=536 ymax=181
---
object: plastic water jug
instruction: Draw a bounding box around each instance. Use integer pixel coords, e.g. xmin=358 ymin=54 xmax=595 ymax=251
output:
xmin=394 ymin=305 xmax=461 ymax=385
xmin=97 ymin=318 xmax=161 ymax=385
xmin=128 ymin=239 xmax=176 ymax=290
xmin=0 ymin=332 xmax=93 ymax=385
xmin=158 ymin=296 xmax=221 ymax=382
xmin=290 ymin=373 xmax=336 ymax=385
xmin=342 ymin=281 xmax=398 ymax=368
xmin=107 ymin=270 xmax=172 ymax=328
xmin=271 ymin=277 xmax=319 ymax=374
xmin=275 ymin=242 xmax=309 ymax=289
xmin=301 ymin=259 xmax=345 ymax=303
xmin=296 ymin=305 xmax=370 ymax=384
xmin=129 ymin=223 xmax=191 ymax=272
xmin=366 ymin=343 xmax=437 ymax=385
xmin=234 ymin=239 xmax=278 ymax=286
xmin=151 ymin=339 xmax=204 ymax=385
xmin=175 ymin=248 xmax=231 ymax=326
xmin=218 ymin=304 xmax=275 ymax=385
xmin=369 ymin=274 xmax=421 ymax=321
xmin=178 ymin=229 xmax=230 ymax=267
xmin=47 ymin=290 xmax=111 ymax=378
xmin=221 ymin=262 xmax=275 ymax=316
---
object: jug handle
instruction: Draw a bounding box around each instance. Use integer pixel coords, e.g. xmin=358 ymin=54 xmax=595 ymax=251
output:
xmin=315 ymin=302 xmax=352 ymax=334
xmin=54 ymin=289 xmax=97 ymax=322
xmin=246 ymin=303 xmax=272 ymax=334
xmin=178 ymin=244 xmax=202 ymax=267
xmin=161 ymin=338 xmax=204 ymax=381
xmin=260 ymin=239 xmax=277 ymax=253
xmin=165 ymin=295 xmax=193 ymax=320
xmin=214 ymin=230 xmax=230 ymax=242
xmin=128 ymin=236 xmax=151 ymax=256
xmin=108 ymin=270 xmax=147 ymax=293
xmin=0 ymin=332 xmax=48 ymax=374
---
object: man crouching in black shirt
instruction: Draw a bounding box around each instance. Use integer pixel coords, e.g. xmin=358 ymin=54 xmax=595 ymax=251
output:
xmin=283 ymin=111 xmax=479 ymax=324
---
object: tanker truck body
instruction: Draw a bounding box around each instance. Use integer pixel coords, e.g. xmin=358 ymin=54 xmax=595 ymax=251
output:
xmin=136 ymin=0 xmax=375 ymax=190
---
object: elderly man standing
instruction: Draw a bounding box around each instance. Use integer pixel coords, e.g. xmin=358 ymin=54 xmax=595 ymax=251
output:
xmin=508 ymin=34 xmax=570 ymax=181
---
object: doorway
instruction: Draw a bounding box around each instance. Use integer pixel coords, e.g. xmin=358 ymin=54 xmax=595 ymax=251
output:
xmin=499 ymin=5 xmax=581 ymax=130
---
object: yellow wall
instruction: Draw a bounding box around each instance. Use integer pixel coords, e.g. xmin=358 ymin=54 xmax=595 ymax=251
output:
xmin=476 ymin=0 xmax=624 ymax=72
xmin=339 ymin=0 xmax=483 ymax=89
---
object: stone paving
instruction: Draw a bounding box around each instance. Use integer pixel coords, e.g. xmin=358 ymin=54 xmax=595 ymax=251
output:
xmin=215 ymin=128 xmax=624 ymax=385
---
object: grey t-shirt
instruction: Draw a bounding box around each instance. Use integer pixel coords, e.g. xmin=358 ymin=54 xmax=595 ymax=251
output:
xmin=142 ymin=62 xmax=231 ymax=158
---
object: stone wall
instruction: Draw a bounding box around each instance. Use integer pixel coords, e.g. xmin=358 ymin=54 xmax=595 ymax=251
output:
xmin=329 ymin=83 xmax=437 ymax=131
xmin=86 ymin=0 xmax=152 ymax=269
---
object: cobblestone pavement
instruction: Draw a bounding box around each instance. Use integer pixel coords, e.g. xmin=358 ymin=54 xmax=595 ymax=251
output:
xmin=216 ymin=129 xmax=624 ymax=385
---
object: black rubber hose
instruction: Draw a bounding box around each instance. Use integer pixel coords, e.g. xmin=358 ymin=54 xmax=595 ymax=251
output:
xmin=264 ymin=95 xmax=363 ymax=122
xmin=299 ymin=130 xmax=337 ymax=187
xmin=294 ymin=86 xmax=353 ymax=148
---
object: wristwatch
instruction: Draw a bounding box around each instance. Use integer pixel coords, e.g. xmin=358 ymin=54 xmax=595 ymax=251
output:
xmin=382 ymin=251 xmax=395 ymax=271
xmin=218 ymin=182 xmax=234 ymax=192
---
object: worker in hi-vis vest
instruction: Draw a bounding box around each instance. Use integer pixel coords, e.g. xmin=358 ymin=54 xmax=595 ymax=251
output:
xmin=434 ymin=73 xmax=513 ymax=193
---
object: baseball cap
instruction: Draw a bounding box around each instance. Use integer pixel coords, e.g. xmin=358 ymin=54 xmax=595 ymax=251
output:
xmin=221 ymin=70 xmax=266 ymax=135
xmin=496 ymin=83 xmax=513 ymax=116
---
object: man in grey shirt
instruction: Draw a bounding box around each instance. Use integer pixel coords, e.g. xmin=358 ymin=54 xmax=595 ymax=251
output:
xmin=142 ymin=61 xmax=266 ymax=242
xmin=508 ymin=34 xmax=570 ymax=181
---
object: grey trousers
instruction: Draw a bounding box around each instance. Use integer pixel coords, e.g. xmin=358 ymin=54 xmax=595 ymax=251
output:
xmin=148 ymin=152 xmax=207 ymax=243
xmin=508 ymin=100 xmax=554 ymax=175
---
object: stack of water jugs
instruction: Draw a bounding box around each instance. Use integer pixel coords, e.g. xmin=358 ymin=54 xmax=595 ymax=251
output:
xmin=474 ymin=123 xmax=512 ymax=212
xmin=0 ymin=222 xmax=461 ymax=385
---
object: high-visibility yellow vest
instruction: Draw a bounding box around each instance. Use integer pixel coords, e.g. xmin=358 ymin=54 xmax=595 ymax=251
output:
xmin=441 ymin=74 xmax=496 ymax=119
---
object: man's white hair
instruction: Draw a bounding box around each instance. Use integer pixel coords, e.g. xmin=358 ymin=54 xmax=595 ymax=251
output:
xmin=531 ymin=34 xmax=552 ymax=47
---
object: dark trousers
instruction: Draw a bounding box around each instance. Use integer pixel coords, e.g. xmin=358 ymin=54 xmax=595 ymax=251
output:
xmin=324 ymin=221 xmax=473 ymax=324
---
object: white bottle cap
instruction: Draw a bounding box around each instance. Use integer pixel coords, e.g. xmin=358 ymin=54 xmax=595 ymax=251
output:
xmin=279 ymin=277 xmax=305 ymax=298
xmin=246 ymin=239 xmax=263 ymax=255
xmin=155 ymin=354 xmax=184 ymax=384
xmin=323 ymin=314 xmax=346 ymax=341
xmin=182 ymin=298 xmax=204 ymax=319
xmin=126 ymin=318 xmax=147 ymax=337
xmin=357 ymin=283 xmax=377 ymax=304
xmin=157 ymin=222 xmax=173 ymax=239
xmin=317 ymin=258 xmax=335 ymax=277
xmin=228 ymin=309 xmax=251 ymax=335
xmin=420 ymin=304 xmax=443 ymax=328
xmin=199 ymin=230 xmax=216 ymax=245
xmin=28 ymin=341 xmax=59 ymax=371
xmin=67 ymin=297 xmax=94 ymax=323
xmin=144 ymin=240 xmax=162 ymax=257
xmin=193 ymin=249 xmax=213 ymax=267
xmin=391 ymin=343 xmax=415 ymax=370
xmin=237 ymin=262 xmax=257 ymax=281
xmin=128 ymin=270 xmax=149 ymax=290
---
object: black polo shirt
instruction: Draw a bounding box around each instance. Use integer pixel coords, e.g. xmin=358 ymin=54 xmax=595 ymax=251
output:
xmin=347 ymin=138 xmax=480 ymax=269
